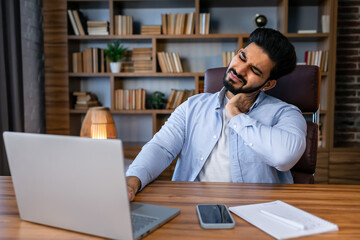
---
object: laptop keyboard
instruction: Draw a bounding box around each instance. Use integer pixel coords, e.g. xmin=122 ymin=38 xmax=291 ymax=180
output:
xmin=131 ymin=214 xmax=158 ymax=232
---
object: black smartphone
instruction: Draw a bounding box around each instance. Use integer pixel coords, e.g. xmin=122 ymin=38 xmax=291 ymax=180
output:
xmin=196 ymin=204 xmax=235 ymax=229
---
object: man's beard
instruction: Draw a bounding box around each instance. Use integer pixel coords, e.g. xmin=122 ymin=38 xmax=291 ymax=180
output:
xmin=223 ymin=68 xmax=267 ymax=95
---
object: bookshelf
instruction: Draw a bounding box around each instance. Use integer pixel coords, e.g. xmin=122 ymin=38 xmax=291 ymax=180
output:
xmin=43 ymin=0 xmax=338 ymax=183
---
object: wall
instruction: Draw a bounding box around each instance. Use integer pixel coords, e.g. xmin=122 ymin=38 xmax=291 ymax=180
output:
xmin=20 ymin=0 xmax=45 ymax=133
xmin=335 ymin=0 xmax=360 ymax=148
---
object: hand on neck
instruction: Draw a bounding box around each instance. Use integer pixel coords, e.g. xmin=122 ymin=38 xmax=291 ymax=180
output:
xmin=225 ymin=90 xmax=260 ymax=117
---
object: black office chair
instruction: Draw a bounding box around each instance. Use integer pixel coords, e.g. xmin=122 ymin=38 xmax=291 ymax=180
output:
xmin=204 ymin=65 xmax=320 ymax=184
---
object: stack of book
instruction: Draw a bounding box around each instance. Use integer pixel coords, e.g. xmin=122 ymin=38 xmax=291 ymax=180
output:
xmin=132 ymin=48 xmax=153 ymax=72
xmin=67 ymin=10 xmax=86 ymax=36
xmin=114 ymin=88 xmax=146 ymax=110
xmin=141 ymin=25 xmax=161 ymax=35
xmin=157 ymin=52 xmax=183 ymax=73
xmin=199 ymin=13 xmax=210 ymax=35
xmin=114 ymin=15 xmax=133 ymax=35
xmin=222 ymin=51 xmax=236 ymax=67
xmin=161 ymin=12 xmax=195 ymax=35
xmin=87 ymin=21 xmax=109 ymax=35
xmin=73 ymin=92 xmax=100 ymax=110
xmin=120 ymin=52 xmax=134 ymax=73
xmin=72 ymin=48 xmax=108 ymax=73
xmin=304 ymin=50 xmax=329 ymax=72
xmin=166 ymin=89 xmax=195 ymax=109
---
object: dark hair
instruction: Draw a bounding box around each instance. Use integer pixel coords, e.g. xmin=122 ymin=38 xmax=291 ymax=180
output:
xmin=245 ymin=28 xmax=297 ymax=80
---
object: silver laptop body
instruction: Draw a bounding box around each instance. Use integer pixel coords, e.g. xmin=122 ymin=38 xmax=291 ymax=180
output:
xmin=3 ymin=131 xmax=180 ymax=240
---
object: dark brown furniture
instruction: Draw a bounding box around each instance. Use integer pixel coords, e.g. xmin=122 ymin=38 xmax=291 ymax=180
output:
xmin=204 ymin=65 xmax=321 ymax=183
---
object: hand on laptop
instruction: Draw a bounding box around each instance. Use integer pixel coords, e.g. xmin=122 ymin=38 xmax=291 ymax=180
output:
xmin=126 ymin=176 xmax=141 ymax=201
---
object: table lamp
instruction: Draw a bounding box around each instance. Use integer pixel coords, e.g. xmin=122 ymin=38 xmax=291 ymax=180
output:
xmin=80 ymin=107 xmax=117 ymax=139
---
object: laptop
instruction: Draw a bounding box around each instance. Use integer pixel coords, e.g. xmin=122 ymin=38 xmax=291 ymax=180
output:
xmin=3 ymin=131 xmax=180 ymax=240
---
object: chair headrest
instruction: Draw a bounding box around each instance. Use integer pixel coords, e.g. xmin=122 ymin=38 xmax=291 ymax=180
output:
xmin=204 ymin=65 xmax=321 ymax=113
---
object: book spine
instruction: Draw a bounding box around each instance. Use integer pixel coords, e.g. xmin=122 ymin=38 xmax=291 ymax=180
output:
xmin=67 ymin=10 xmax=79 ymax=36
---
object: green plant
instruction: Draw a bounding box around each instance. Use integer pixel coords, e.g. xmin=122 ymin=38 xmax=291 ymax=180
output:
xmin=104 ymin=41 xmax=127 ymax=62
xmin=151 ymin=91 xmax=166 ymax=109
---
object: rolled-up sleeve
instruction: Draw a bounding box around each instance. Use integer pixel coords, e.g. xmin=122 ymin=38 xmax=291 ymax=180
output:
xmin=229 ymin=106 xmax=307 ymax=171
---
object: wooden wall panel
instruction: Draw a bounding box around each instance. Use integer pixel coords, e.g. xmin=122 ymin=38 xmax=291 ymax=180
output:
xmin=315 ymin=152 xmax=329 ymax=184
xmin=44 ymin=73 xmax=68 ymax=87
xmin=329 ymin=152 xmax=360 ymax=184
xmin=43 ymin=0 xmax=69 ymax=135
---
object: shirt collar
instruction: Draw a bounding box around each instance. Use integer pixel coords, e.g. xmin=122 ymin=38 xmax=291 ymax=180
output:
xmin=216 ymin=88 xmax=266 ymax=113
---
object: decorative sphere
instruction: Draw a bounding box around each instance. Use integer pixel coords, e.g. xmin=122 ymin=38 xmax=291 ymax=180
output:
xmin=255 ymin=14 xmax=267 ymax=28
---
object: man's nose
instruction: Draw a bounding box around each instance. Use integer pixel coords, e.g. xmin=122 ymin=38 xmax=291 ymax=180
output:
xmin=234 ymin=63 xmax=248 ymax=77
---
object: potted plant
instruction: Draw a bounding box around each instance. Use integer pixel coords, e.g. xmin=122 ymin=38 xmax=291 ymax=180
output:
xmin=151 ymin=91 xmax=167 ymax=109
xmin=104 ymin=41 xmax=127 ymax=73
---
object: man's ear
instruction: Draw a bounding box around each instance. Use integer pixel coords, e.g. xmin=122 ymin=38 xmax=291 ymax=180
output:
xmin=261 ymin=79 xmax=277 ymax=92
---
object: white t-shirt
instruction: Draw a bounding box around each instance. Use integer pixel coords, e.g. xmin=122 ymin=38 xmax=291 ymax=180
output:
xmin=197 ymin=96 xmax=231 ymax=182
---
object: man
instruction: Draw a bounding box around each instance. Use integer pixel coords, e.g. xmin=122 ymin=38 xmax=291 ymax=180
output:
xmin=126 ymin=28 xmax=306 ymax=201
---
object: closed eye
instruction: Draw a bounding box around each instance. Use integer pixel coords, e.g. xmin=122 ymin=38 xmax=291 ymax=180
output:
xmin=239 ymin=51 xmax=263 ymax=77
xmin=239 ymin=51 xmax=246 ymax=62
xmin=251 ymin=66 xmax=262 ymax=77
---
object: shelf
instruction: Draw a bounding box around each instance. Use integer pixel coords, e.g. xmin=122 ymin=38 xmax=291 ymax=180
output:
xmin=69 ymin=72 xmax=204 ymax=77
xmin=45 ymin=0 xmax=339 ymax=184
xmin=331 ymin=146 xmax=360 ymax=152
xmin=285 ymin=33 xmax=329 ymax=40
xmin=70 ymin=109 xmax=174 ymax=114
xmin=68 ymin=0 xmax=108 ymax=2
xmin=200 ymin=0 xmax=280 ymax=8
xmin=289 ymin=0 xmax=326 ymax=7
xmin=113 ymin=0 xmax=195 ymax=9
xmin=68 ymin=33 xmax=330 ymax=42
xmin=68 ymin=34 xmax=248 ymax=40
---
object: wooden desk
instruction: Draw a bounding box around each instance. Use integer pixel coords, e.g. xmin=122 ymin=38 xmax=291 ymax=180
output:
xmin=1 ymin=176 xmax=360 ymax=239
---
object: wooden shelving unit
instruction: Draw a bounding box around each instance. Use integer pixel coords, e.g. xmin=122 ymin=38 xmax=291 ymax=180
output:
xmin=43 ymin=0 xmax=338 ymax=183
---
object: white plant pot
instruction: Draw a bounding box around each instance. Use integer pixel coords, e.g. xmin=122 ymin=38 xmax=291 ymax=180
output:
xmin=110 ymin=62 xmax=122 ymax=73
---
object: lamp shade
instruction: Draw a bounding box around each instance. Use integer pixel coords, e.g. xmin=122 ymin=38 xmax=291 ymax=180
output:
xmin=80 ymin=107 xmax=117 ymax=139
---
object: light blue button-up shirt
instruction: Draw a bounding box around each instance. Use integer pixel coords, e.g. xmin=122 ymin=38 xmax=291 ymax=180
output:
xmin=126 ymin=88 xmax=307 ymax=190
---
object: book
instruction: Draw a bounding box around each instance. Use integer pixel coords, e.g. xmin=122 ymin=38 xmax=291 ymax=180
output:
xmin=185 ymin=12 xmax=194 ymax=35
xmin=174 ymin=90 xmax=185 ymax=108
xmin=87 ymin=21 xmax=108 ymax=35
xmin=168 ymin=13 xmax=175 ymax=35
xmin=321 ymin=15 xmax=330 ymax=33
xmin=171 ymin=90 xmax=180 ymax=109
xmin=72 ymin=52 xmax=78 ymax=73
xmin=229 ymin=200 xmax=338 ymax=240
xmin=115 ymin=88 xmax=146 ymax=110
xmin=161 ymin=14 xmax=167 ymax=34
xmin=73 ymin=92 xmax=100 ymax=110
xmin=141 ymin=25 xmax=161 ymax=35
xmin=72 ymin=10 xmax=85 ymax=35
xmin=157 ymin=52 xmax=168 ymax=73
xmin=222 ymin=51 xmax=236 ymax=67
xmin=174 ymin=53 xmax=183 ymax=72
xmin=304 ymin=50 xmax=329 ymax=72
xmin=168 ymin=52 xmax=177 ymax=72
xmin=199 ymin=13 xmax=205 ymax=35
xmin=73 ymin=91 xmax=90 ymax=96
xmin=166 ymin=89 xmax=176 ymax=109
xmin=204 ymin=13 xmax=210 ymax=34
xmin=199 ymin=13 xmax=210 ymax=35
xmin=164 ymin=52 xmax=174 ymax=72
xmin=297 ymin=29 xmax=317 ymax=34
xmin=172 ymin=52 xmax=180 ymax=73
xmin=115 ymin=15 xmax=133 ymax=35
xmin=67 ymin=10 xmax=79 ymax=36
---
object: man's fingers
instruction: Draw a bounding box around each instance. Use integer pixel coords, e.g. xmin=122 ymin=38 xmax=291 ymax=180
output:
xmin=126 ymin=176 xmax=141 ymax=201
xmin=128 ymin=187 xmax=135 ymax=201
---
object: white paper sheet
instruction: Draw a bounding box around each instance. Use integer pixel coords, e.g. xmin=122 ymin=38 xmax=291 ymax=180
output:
xmin=229 ymin=200 xmax=338 ymax=240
